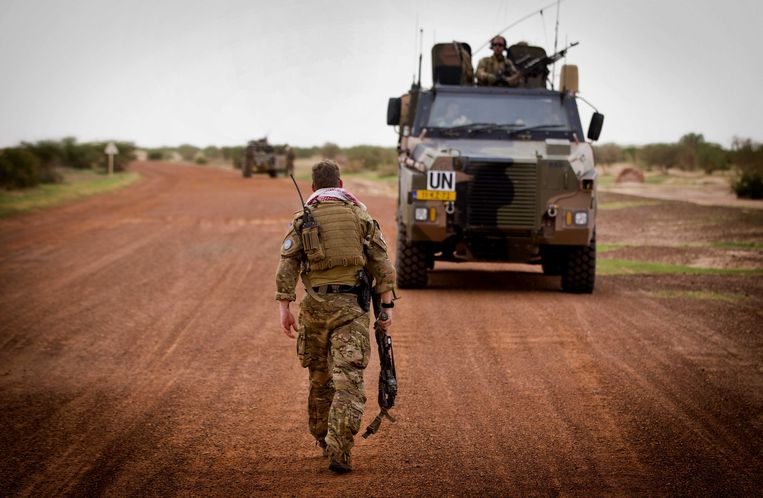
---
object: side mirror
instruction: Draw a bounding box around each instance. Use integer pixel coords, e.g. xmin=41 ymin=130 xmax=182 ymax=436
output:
xmin=387 ymin=97 xmax=401 ymax=126
xmin=587 ymin=112 xmax=604 ymax=141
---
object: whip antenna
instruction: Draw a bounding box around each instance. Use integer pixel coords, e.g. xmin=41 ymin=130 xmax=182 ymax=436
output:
xmin=417 ymin=28 xmax=423 ymax=87
xmin=551 ymin=0 xmax=561 ymax=90
xmin=475 ymin=0 xmax=568 ymax=54
xmin=412 ymin=14 xmax=419 ymax=84
xmin=290 ymin=174 xmax=306 ymax=208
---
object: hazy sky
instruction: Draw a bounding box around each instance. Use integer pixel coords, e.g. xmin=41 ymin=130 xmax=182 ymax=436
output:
xmin=1 ymin=0 xmax=761 ymax=148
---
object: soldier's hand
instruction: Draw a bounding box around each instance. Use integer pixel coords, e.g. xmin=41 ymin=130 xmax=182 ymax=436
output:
xmin=279 ymin=304 xmax=298 ymax=338
xmin=377 ymin=310 xmax=392 ymax=331
xmin=506 ymin=72 xmax=522 ymax=86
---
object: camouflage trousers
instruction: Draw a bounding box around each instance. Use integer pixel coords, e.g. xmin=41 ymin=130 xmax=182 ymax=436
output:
xmin=297 ymin=292 xmax=370 ymax=465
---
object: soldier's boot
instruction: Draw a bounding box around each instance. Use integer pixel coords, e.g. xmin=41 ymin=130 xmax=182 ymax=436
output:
xmin=327 ymin=447 xmax=352 ymax=474
xmin=329 ymin=459 xmax=352 ymax=474
xmin=326 ymin=438 xmax=352 ymax=474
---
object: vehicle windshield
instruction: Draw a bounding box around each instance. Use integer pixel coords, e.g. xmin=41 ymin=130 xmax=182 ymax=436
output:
xmin=426 ymin=93 xmax=571 ymax=132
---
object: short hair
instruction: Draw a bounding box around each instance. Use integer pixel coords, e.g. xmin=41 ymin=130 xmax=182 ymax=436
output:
xmin=490 ymin=35 xmax=507 ymax=48
xmin=312 ymin=160 xmax=341 ymax=188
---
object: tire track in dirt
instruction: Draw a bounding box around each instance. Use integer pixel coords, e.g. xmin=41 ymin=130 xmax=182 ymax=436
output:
xmin=1 ymin=162 xmax=760 ymax=496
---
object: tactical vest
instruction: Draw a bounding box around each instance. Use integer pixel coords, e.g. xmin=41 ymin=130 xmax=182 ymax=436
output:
xmin=305 ymin=202 xmax=366 ymax=271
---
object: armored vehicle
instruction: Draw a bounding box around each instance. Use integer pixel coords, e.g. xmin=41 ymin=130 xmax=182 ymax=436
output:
xmin=242 ymin=138 xmax=295 ymax=178
xmin=386 ymin=41 xmax=604 ymax=292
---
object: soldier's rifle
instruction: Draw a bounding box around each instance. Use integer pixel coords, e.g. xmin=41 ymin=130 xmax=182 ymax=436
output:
xmin=361 ymin=291 xmax=398 ymax=439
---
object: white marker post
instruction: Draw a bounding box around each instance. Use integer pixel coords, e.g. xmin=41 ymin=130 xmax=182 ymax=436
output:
xmin=104 ymin=142 xmax=119 ymax=176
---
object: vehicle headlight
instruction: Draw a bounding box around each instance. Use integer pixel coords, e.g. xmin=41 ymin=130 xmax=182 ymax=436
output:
xmin=574 ymin=211 xmax=588 ymax=225
xmin=414 ymin=207 xmax=428 ymax=221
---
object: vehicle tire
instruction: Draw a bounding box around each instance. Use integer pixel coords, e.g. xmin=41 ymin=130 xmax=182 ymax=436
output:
xmin=395 ymin=223 xmax=429 ymax=288
xmin=242 ymin=162 xmax=253 ymax=178
xmin=560 ymin=230 xmax=596 ymax=293
xmin=540 ymin=246 xmax=563 ymax=276
xmin=268 ymin=170 xmax=277 ymax=178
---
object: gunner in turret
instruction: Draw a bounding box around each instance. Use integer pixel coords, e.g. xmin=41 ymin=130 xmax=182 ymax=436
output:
xmin=475 ymin=35 xmax=522 ymax=87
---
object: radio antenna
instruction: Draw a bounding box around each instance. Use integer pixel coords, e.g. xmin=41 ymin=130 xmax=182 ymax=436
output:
xmin=290 ymin=174 xmax=306 ymax=208
xmin=412 ymin=14 xmax=419 ymax=84
xmin=551 ymin=0 xmax=561 ymax=90
xmin=417 ymin=28 xmax=423 ymax=87
xmin=474 ymin=0 xmax=568 ymax=54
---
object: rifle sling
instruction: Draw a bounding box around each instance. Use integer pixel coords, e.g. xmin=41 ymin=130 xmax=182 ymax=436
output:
xmin=301 ymin=273 xmax=325 ymax=303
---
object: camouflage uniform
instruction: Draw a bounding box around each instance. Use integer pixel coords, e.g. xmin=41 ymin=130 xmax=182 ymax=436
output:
xmin=275 ymin=201 xmax=395 ymax=468
xmin=475 ymin=53 xmax=520 ymax=86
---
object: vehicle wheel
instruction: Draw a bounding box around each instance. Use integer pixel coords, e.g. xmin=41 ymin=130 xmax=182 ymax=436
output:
xmin=560 ymin=230 xmax=596 ymax=293
xmin=540 ymin=246 xmax=563 ymax=276
xmin=268 ymin=170 xmax=277 ymax=178
xmin=242 ymin=163 xmax=252 ymax=178
xmin=395 ymin=223 xmax=429 ymax=288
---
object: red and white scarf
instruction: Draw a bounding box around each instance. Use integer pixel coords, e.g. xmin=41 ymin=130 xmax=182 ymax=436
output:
xmin=306 ymin=188 xmax=366 ymax=210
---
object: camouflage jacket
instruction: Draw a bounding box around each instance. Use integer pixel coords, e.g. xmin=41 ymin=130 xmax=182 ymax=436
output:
xmin=275 ymin=202 xmax=396 ymax=302
xmin=475 ymin=54 xmax=519 ymax=86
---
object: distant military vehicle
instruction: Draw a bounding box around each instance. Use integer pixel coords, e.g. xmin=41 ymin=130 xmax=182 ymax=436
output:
xmin=386 ymin=41 xmax=604 ymax=292
xmin=242 ymin=138 xmax=295 ymax=178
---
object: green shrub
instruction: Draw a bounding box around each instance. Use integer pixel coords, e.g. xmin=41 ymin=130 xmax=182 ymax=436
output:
xmin=636 ymin=143 xmax=679 ymax=172
xmin=731 ymin=172 xmax=763 ymax=199
xmin=0 ymin=148 xmax=41 ymax=189
xmin=219 ymin=146 xmax=244 ymax=168
xmin=730 ymin=138 xmax=763 ymax=172
xmin=147 ymin=149 xmax=165 ymax=160
xmin=344 ymin=145 xmax=397 ymax=171
xmin=62 ymin=137 xmax=100 ymax=169
xmin=697 ymin=142 xmax=728 ymax=173
xmin=177 ymin=144 xmax=199 ymax=162
xmin=593 ymin=143 xmax=624 ymax=165
xmin=293 ymin=146 xmax=318 ymax=158
xmin=377 ymin=161 xmax=398 ymax=177
xmin=203 ymin=146 xmax=221 ymax=159
xmin=20 ymin=138 xmax=135 ymax=173
xmin=320 ymin=142 xmax=341 ymax=159
xmin=195 ymin=156 xmax=207 ymax=165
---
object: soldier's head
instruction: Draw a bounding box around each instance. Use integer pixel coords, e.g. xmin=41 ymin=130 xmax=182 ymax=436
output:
xmin=490 ymin=35 xmax=507 ymax=56
xmin=312 ymin=160 xmax=343 ymax=190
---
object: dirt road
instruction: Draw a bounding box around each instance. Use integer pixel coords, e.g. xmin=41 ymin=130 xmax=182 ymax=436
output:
xmin=1 ymin=162 xmax=761 ymax=496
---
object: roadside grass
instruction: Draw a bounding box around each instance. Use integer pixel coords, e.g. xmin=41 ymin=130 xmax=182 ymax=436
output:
xmin=293 ymin=169 xmax=397 ymax=185
xmin=0 ymin=170 xmax=141 ymax=217
xmin=648 ymin=290 xmax=748 ymax=302
xmin=706 ymin=241 xmax=762 ymax=250
xmin=596 ymin=175 xmax=615 ymax=186
xmin=598 ymin=243 xmax=631 ymax=253
xmin=343 ymin=170 xmax=397 ymax=183
xmin=599 ymin=242 xmax=761 ymax=253
xmin=644 ymin=174 xmax=670 ymax=185
xmin=598 ymin=200 xmax=662 ymax=210
xmin=597 ymin=259 xmax=763 ymax=276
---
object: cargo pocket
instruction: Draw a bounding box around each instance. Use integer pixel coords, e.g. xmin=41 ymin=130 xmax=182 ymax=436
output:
xmin=296 ymin=326 xmax=309 ymax=368
xmin=358 ymin=327 xmax=371 ymax=369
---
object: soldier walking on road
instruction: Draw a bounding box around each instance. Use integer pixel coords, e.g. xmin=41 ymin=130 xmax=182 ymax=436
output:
xmin=476 ymin=35 xmax=522 ymax=87
xmin=275 ymin=160 xmax=396 ymax=473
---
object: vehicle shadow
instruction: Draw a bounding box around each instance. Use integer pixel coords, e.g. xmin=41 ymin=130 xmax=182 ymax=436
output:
xmin=426 ymin=267 xmax=562 ymax=293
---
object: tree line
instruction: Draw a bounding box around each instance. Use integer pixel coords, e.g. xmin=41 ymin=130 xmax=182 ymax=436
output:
xmin=0 ymin=138 xmax=136 ymax=189
xmin=594 ymin=134 xmax=762 ymax=198
xmin=145 ymin=143 xmax=399 ymax=175
xmin=2 ymin=135 xmax=761 ymax=199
